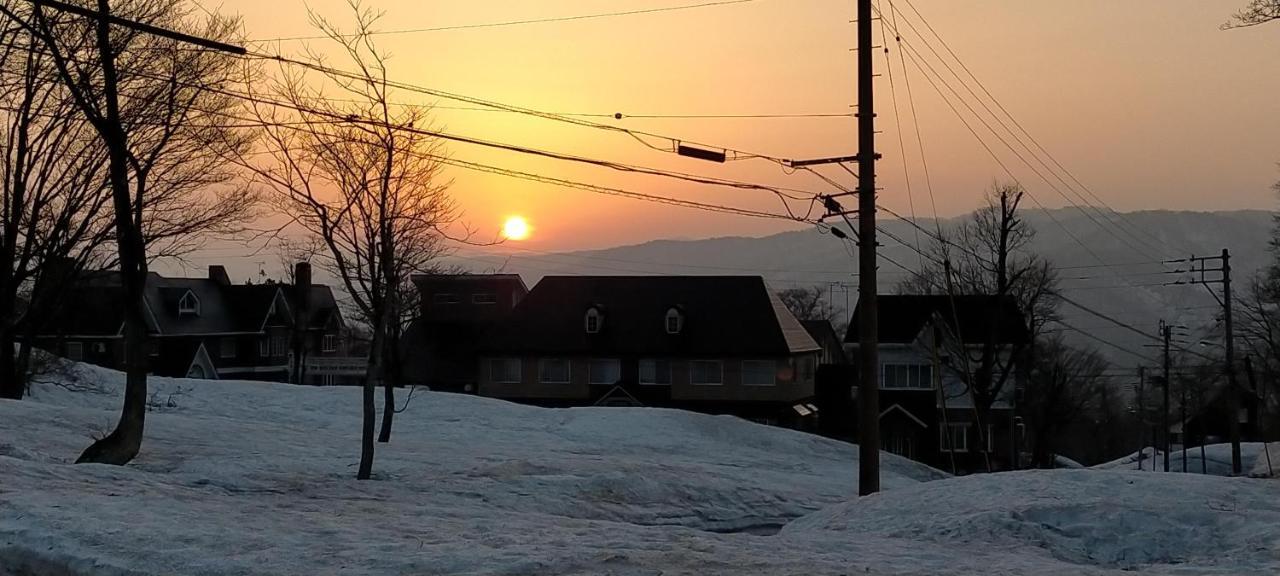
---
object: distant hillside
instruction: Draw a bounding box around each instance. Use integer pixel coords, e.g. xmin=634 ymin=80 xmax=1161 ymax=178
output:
xmin=445 ymin=209 xmax=1275 ymax=369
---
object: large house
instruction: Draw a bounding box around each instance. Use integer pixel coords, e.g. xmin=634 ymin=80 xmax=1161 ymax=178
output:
xmin=473 ymin=275 xmax=822 ymax=425
xmin=401 ymin=273 xmax=529 ymax=393
xmin=844 ymin=294 xmax=1029 ymax=474
xmin=35 ymin=263 xmax=362 ymax=384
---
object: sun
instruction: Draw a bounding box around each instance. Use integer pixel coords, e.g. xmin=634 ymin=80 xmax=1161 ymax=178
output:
xmin=502 ymin=215 xmax=531 ymax=241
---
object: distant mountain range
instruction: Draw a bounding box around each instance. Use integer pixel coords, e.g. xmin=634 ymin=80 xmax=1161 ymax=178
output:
xmin=446 ymin=209 xmax=1277 ymax=369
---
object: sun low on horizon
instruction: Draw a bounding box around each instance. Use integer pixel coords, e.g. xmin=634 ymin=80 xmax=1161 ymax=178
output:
xmin=502 ymin=215 xmax=532 ymax=241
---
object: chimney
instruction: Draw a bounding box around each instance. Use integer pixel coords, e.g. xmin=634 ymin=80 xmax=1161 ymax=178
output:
xmin=208 ymin=265 xmax=231 ymax=286
xmin=294 ymin=261 xmax=312 ymax=318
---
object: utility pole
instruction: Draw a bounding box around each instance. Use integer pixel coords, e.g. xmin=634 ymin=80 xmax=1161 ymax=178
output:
xmin=1223 ymin=248 xmax=1241 ymax=475
xmin=1180 ymin=249 xmax=1242 ymax=475
xmin=855 ymin=0 xmax=880 ymax=496
xmin=789 ymin=0 xmax=879 ymax=494
xmin=1137 ymin=366 xmax=1146 ymax=471
xmin=1162 ymin=320 xmax=1171 ymax=473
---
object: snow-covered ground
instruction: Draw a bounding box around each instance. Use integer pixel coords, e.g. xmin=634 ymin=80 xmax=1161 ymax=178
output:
xmin=2 ymin=363 xmax=1279 ymax=575
xmin=1093 ymin=443 xmax=1280 ymax=477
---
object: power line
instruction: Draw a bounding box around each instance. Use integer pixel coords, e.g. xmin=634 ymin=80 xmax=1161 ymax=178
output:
xmin=1052 ymin=319 xmax=1158 ymax=363
xmin=883 ymin=1 xmax=1173 ymax=263
xmin=250 ymin=0 xmax=763 ymax=42
xmin=895 ymin=0 xmax=1182 ymax=260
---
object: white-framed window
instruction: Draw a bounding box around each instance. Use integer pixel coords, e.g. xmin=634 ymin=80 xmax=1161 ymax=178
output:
xmin=433 ymin=293 xmax=459 ymax=304
xmin=742 ymin=360 xmax=777 ymax=386
xmin=322 ymin=334 xmax=337 ymax=353
xmin=639 ymin=359 xmax=671 ymax=385
xmin=941 ymin=423 xmax=968 ymax=453
xmin=472 ymin=293 xmax=498 ymax=304
xmin=588 ymin=358 xmax=620 ymax=385
xmin=220 ymin=338 xmax=236 ymax=359
xmin=178 ymin=290 xmax=200 ymax=316
xmin=585 ymin=307 xmax=603 ymax=333
xmin=489 ymin=358 xmax=521 ymax=383
xmin=882 ymin=363 xmax=933 ymax=390
xmin=538 ymin=358 xmax=571 ymax=384
xmin=665 ymin=308 xmax=683 ymax=334
xmin=320 ymin=374 xmax=336 ymax=386
xmin=985 ymin=425 xmax=996 ymax=453
xmin=65 ymin=341 xmax=83 ymax=361
xmin=258 ymin=338 xmax=269 ymax=357
xmin=691 ymin=360 xmax=723 ymax=385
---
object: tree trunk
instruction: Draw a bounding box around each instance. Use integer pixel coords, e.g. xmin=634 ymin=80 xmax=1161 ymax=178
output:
xmin=358 ymin=324 xmax=384 ymax=479
xmin=0 ymin=327 xmax=19 ymax=400
xmin=377 ymin=311 xmax=403 ymax=443
xmin=75 ymin=0 xmax=148 ymax=465
xmin=77 ymin=265 xmax=147 ymax=464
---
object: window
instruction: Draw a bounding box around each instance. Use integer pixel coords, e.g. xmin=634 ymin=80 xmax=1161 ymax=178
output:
xmin=588 ymin=359 xmax=620 ymax=385
xmin=881 ymin=363 xmax=933 ymax=389
xmin=258 ymin=338 xmax=269 ymax=357
xmin=148 ymin=341 xmax=160 ymax=357
xmin=178 ymin=290 xmax=200 ymax=316
xmin=65 ymin=341 xmax=83 ymax=361
xmin=584 ymin=307 xmax=603 ymax=334
xmin=665 ymin=308 xmax=683 ymax=334
xmin=691 ymin=360 xmax=723 ymax=385
xmin=639 ymin=359 xmax=671 ymax=385
xmin=490 ymin=358 xmax=521 ymax=383
xmin=985 ymin=425 xmax=996 ymax=453
xmin=538 ymin=358 xmax=571 ymax=383
xmin=472 ymin=293 xmax=498 ymax=304
xmin=799 ymin=356 xmax=816 ymax=382
xmin=220 ymin=338 xmax=236 ymax=359
xmin=433 ymin=293 xmax=459 ymax=304
xmin=941 ymin=423 xmax=968 ymax=453
xmin=322 ymin=334 xmax=337 ymax=353
xmin=742 ymin=360 xmax=776 ymax=386
xmin=271 ymin=334 xmax=288 ymax=357
xmin=320 ymin=374 xmax=336 ymax=386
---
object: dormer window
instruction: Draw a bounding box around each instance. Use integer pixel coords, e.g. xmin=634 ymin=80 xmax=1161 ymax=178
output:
xmin=585 ymin=307 xmax=603 ymax=334
xmin=178 ymin=290 xmax=200 ymax=317
xmin=665 ymin=307 xmax=683 ymax=334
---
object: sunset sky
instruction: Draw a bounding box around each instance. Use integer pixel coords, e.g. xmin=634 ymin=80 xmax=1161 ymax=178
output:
xmin=211 ymin=0 xmax=1280 ymax=255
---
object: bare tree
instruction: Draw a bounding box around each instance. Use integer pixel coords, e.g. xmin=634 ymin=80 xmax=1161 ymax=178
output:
xmin=235 ymin=3 xmax=458 ymax=478
xmin=898 ymin=182 xmax=1058 ymax=471
xmin=777 ymin=285 xmax=840 ymax=324
xmin=5 ymin=0 xmax=253 ymax=463
xmin=1022 ymin=335 xmax=1109 ymax=468
xmin=1225 ymin=1 xmax=1280 ymax=28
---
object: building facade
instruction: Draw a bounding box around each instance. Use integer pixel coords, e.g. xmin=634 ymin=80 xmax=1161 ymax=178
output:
xmin=475 ymin=276 xmax=822 ymax=425
xmin=35 ymin=263 xmax=363 ymax=384
xmin=844 ymin=294 xmax=1028 ymax=474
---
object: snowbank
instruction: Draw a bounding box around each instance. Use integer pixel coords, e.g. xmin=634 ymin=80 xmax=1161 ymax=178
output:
xmin=1094 ymin=443 xmax=1273 ymax=476
xmin=3 ymin=364 xmax=1278 ymax=575
xmin=786 ymin=469 xmax=1280 ymax=572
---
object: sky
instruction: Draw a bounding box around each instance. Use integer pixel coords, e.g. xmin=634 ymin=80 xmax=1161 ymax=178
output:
xmin=189 ymin=0 xmax=1280 ymax=265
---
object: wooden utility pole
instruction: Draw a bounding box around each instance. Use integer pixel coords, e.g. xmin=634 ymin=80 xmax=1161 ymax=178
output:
xmin=1137 ymin=366 xmax=1146 ymax=470
xmin=1183 ymin=249 xmax=1242 ymax=475
xmin=1162 ymin=320 xmax=1171 ymax=472
xmin=855 ymin=0 xmax=880 ymax=496
xmin=1223 ymin=248 xmax=1241 ymax=475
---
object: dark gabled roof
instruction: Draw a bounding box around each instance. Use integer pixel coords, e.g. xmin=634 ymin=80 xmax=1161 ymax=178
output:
xmin=38 ymin=270 xmax=344 ymax=337
xmin=483 ymin=276 xmax=819 ymax=356
xmin=800 ymin=320 xmax=840 ymax=346
xmin=845 ymin=294 xmax=1029 ymax=345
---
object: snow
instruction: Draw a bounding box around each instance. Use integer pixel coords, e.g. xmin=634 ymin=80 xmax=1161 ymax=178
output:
xmin=1094 ymin=444 xmax=1276 ymax=476
xmin=2 ymin=362 xmax=1279 ymax=575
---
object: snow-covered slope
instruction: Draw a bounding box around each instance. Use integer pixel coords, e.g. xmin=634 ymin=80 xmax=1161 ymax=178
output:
xmin=1093 ymin=443 xmax=1277 ymax=476
xmin=2 ymin=364 xmax=1278 ymax=575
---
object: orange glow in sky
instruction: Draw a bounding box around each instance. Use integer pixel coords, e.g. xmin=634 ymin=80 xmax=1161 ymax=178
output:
xmin=217 ymin=0 xmax=1280 ymax=253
